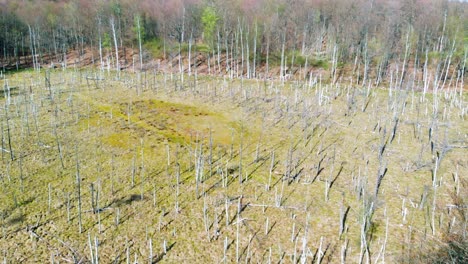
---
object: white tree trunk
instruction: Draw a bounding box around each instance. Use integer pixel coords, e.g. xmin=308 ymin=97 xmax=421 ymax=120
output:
xmin=136 ymin=15 xmax=143 ymax=70
xmin=110 ymin=17 xmax=120 ymax=78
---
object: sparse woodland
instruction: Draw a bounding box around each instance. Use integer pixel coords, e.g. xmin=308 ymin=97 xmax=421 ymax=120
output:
xmin=0 ymin=0 xmax=467 ymax=263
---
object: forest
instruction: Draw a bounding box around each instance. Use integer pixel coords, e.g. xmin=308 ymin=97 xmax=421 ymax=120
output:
xmin=1 ymin=0 xmax=466 ymax=80
xmin=0 ymin=0 xmax=467 ymax=263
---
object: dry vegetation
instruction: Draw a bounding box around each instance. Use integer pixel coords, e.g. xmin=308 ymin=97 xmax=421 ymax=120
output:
xmin=0 ymin=68 xmax=466 ymax=263
xmin=1 ymin=0 xmax=467 ymax=263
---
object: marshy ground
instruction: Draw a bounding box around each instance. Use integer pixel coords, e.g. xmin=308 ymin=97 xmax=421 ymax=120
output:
xmin=0 ymin=69 xmax=466 ymax=263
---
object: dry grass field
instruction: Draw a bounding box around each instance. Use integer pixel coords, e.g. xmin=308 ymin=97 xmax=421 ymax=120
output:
xmin=0 ymin=69 xmax=466 ymax=263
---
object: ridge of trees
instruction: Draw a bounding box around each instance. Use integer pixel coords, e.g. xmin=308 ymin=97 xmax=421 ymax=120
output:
xmin=1 ymin=0 xmax=466 ymax=80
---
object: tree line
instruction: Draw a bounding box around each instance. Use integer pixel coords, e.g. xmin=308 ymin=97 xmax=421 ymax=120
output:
xmin=1 ymin=0 xmax=466 ymax=80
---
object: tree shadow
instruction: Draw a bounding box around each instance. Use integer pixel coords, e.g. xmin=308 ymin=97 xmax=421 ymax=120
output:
xmin=111 ymin=194 xmax=145 ymax=207
xmin=151 ymin=242 xmax=176 ymax=263
xmin=6 ymin=213 xmax=25 ymax=226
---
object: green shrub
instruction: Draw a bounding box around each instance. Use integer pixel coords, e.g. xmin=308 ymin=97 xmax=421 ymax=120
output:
xmin=143 ymin=38 xmax=164 ymax=58
xmin=308 ymin=58 xmax=328 ymax=69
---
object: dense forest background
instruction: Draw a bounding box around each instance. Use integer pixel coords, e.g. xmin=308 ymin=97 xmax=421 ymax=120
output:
xmin=0 ymin=0 xmax=466 ymax=82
